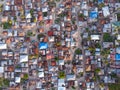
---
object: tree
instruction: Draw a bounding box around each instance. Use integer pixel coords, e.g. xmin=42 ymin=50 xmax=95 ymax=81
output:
xmin=3 ymin=79 xmax=10 ymax=87
xmin=3 ymin=21 xmax=12 ymax=29
xmin=55 ymin=0 xmax=60 ymax=2
xmin=88 ymin=47 xmax=95 ymax=55
xmin=95 ymin=68 xmax=101 ymax=74
xmin=55 ymin=18 xmax=61 ymax=24
xmin=101 ymin=49 xmax=110 ymax=58
xmin=27 ymin=31 xmax=33 ymax=36
xmin=99 ymin=3 xmax=105 ymax=8
xmin=95 ymin=43 xmax=101 ymax=48
xmin=58 ymin=71 xmax=65 ymax=79
xmin=23 ymin=74 xmax=29 ymax=80
xmin=30 ymin=9 xmax=34 ymax=16
xmin=103 ymin=33 xmax=113 ymax=42
xmin=72 ymin=86 xmax=76 ymax=90
xmin=0 ymin=78 xmax=10 ymax=87
xmin=108 ymin=84 xmax=120 ymax=90
xmin=78 ymin=13 xmax=84 ymax=18
xmin=110 ymin=72 xmax=118 ymax=78
xmin=43 ymin=12 xmax=48 ymax=17
xmin=37 ymin=34 xmax=44 ymax=40
xmin=21 ymin=74 xmax=29 ymax=83
xmin=48 ymin=1 xmax=56 ymax=7
xmin=75 ymin=48 xmax=82 ymax=55
xmin=54 ymin=56 xmax=59 ymax=61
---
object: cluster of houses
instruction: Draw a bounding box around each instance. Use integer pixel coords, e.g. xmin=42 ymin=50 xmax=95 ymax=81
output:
xmin=0 ymin=0 xmax=120 ymax=90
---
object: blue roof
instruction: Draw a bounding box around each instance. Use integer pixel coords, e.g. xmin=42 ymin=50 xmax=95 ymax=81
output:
xmin=98 ymin=0 xmax=104 ymax=3
xmin=115 ymin=54 xmax=120 ymax=60
xmin=89 ymin=11 xmax=98 ymax=18
xmin=39 ymin=42 xmax=48 ymax=49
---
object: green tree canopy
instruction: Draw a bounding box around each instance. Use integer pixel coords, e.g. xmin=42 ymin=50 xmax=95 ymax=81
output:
xmin=75 ymin=48 xmax=82 ymax=55
xmin=58 ymin=71 xmax=65 ymax=79
xmin=103 ymin=33 xmax=113 ymax=42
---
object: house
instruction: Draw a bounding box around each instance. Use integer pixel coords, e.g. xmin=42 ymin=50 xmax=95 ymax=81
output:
xmin=116 ymin=47 xmax=120 ymax=54
xmin=115 ymin=54 xmax=120 ymax=61
xmin=4 ymin=5 xmax=10 ymax=11
xmin=58 ymin=87 xmax=66 ymax=90
xmin=117 ymin=35 xmax=120 ymax=40
xmin=103 ymin=42 xmax=113 ymax=48
xmin=36 ymin=82 xmax=42 ymax=89
xmin=58 ymin=79 xmax=65 ymax=87
xmin=58 ymin=60 xmax=64 ymax=65
xmin=0 ymin=67 xmax=4 ymax=73
xmin=20 ymin=47 xmax=28 ymax=54
xmin=48 ymin=36 xmax=55 ymax=42
xmin=15 ymin=77 xmax=21 ymax=83
xmin=102 ymin=6 xmax=110 ymax=17
xmin=91 ymin=35 xmax=100 ymax=40
xmin=85 ymin=65 xmax=91 ymax=72
xmin=42 ymin=7 xmax=48 ymax=12
xmin=14 ymin=0 xmax=23 ymax=5
xmin=81 ymin=1 xmax=87 ymax=9
xmin=89 ymin=11 xmax=98 ymax=19
xmin=66 ymin=74 xmax=76 ymax=81
xmin=20 ymin=55 xmax=28 ymax=63
xmin=0 ymin=43 xmax=7 ymax=49
xmin=38 ymin=71 xmax=44 ymax=78
xmin=39 ymin=42 xmax=48 ymax=49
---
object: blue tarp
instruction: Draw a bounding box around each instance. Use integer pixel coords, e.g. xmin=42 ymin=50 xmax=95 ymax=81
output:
xmin=89 ymin=11 xmax=98 ymax=18
xmin=39 ymin=42 xmax=48 ymax=49
xmin=115 ymin=54 xmax=120 ymax=60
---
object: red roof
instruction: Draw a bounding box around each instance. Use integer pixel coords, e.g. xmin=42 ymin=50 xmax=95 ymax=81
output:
xmin=48 ymin=31 xmax=53 ymax=36
xmin=51 ymin=61 xmax=56 ymax=66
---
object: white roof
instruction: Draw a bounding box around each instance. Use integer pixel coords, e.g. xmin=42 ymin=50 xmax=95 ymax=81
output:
xmin=26 ymin=13 xmax=32 ymax=19
xmin=81 ymin=1 xmax=87 ymax=9
xmin=36 ymin=82 xmax=42 ymax=88
xmin=83 ymin=10 xmax=88 ymax=16
xmin=117 ymin=35 xmax=120 ymax=40
xmin=58 ymin=79 xmax=65 ymax=87
xmin=66 ymin=74 xmax=76 ymax=81
xmin=0 ymin=43 xmax=7 ymax=49
xmin=58 ymin=60 xmax=64 ymax=65
xmin=58 ymin=87 xmax=66 ymax=90
xmin=38 ymin=71 xmax=44 ymax=77
xmin=116 ymin=47 xmax=120 ymax=54
xmin=91 ymin=35 xmax=100 ymax=40
xmin=5 ymin=5 xmax=10 ymax=11
xmin=20 ymin=55 xmax=28 ymax=63
xmin=0 ymin=67 xmax=4 ymax=73
xmin=42 ymin=7 xmax=48 ymax=12
xmin=15 ymin=77 xmax=21 ymax=83
xmin=102 ymin=6 xmax=110 ymax=17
